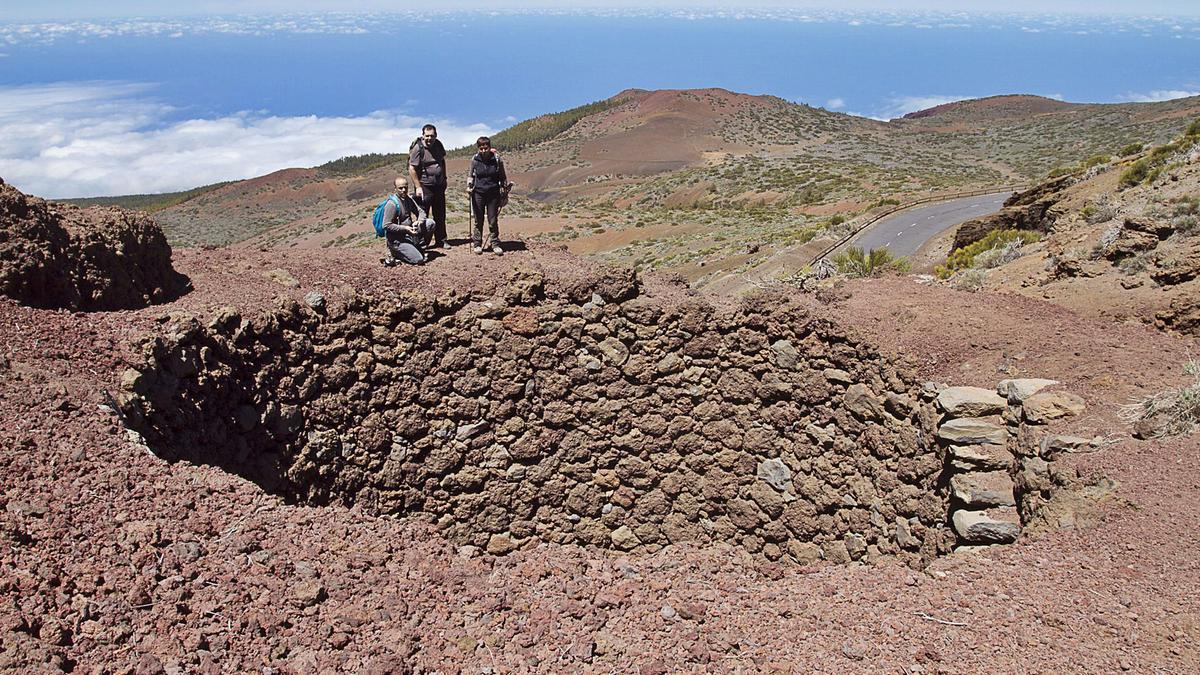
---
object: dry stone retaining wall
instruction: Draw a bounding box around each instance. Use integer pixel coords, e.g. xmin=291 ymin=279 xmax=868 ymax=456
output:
xmin=0 ymin=178 xmax=188 ymax=310
xmin=120 ymin=269 xmax=958 ymax=564
xmin=933 ymin=378 xmax=1095 ymax=547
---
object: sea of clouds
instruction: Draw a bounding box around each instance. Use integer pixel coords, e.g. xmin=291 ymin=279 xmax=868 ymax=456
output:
xmin=0 ymin=81 xmax=492 ymax=198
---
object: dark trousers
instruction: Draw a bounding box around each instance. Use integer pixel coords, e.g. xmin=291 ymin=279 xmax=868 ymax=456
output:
xmin=417 ymin=185 xmax=447 ymax=243
xmin=384 ymin=219 xmax=432 ymax=265
xmin=470 ymin=189 xmax=501 ymax=247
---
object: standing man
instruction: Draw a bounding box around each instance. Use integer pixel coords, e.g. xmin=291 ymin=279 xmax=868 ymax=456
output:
xmin=408 ymin=124 xmax=450 ymax=249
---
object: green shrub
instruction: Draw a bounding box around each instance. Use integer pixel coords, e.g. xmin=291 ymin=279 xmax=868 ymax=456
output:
xmin=832 ymin=246 xmax=911 ymax=277
xmin=936 ymin=228 xmax=1041 ymax=278
xmin=1118 ymin=142 xmax=1144 ymax=157
xmin=1186 ymin=117 xmax=1200 ymax=139
xmin=1119 ymin=158 xmax=1154 ymax=188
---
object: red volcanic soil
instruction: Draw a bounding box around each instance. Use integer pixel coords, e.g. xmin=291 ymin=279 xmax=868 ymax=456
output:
xmin=2 ymin=245 xmax=1198 ymax=672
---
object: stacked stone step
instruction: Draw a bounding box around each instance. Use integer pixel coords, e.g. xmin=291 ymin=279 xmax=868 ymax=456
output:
xmin=934 ymin=378 xmax=1089 ymax=547
xmin=934 ymin=386 xmax=1021 ymax=545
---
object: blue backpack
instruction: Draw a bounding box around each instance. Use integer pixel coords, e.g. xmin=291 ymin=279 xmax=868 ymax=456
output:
xmin=371 ymin=195 xmax=402 ymax=237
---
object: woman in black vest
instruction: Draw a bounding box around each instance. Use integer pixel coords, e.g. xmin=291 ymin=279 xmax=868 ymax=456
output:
xmin=466 ymin=136 xmax=510 ymax=255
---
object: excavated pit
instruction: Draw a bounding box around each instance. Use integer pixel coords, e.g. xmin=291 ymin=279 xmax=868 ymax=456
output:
xmin=119 ymin=268 xmax=954 ymax=564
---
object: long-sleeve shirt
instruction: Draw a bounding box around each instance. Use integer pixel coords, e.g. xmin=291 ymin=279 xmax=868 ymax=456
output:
xmin=468 ymin=152 xmax=508 ymax=194
xmin=382 ymin=194 xmax=427 ymax=235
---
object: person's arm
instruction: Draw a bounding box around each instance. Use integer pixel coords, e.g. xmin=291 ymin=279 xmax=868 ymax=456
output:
xmin=408 ymin=164 xmax=422 ymax=199
xmin=498 ymin=157 xmax=508 ymax=188
xmin=467 ymin=157 xmax=476 ymax=193
xmin=382 ymin=199 xmax=406 ymax=234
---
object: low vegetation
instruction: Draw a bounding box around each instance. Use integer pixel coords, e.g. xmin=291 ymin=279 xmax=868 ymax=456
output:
xmin=936 ymin=228 xmax=1042 ymax=278
xmin=317 ymin=152 xmax=406 ymax=177
xmin=832 ymin=246 xmax=910 ymax=277
xmin=1119 ymin=116 xmax=1200 ymax=188
xmin=1120 ymin=359 xmax=1200 ymax=438
xmin=59 ymin=181 xmax=231 ymax=212
xmin=452 ymin=98 xmax=625 ymax=156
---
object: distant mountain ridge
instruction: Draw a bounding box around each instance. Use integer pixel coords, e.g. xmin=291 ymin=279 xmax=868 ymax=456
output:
xmin=66 ymin=88 xmax=1200 ymax=262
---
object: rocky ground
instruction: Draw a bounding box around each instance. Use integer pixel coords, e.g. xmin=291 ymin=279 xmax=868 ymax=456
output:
xmin=2 ymin=242 xmax=1198 ymax=672
xmin=943 ymin=135 xmax=1200 ymax=338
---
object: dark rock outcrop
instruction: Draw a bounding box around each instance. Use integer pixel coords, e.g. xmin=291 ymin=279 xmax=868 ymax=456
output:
xmin=0 ymin=178 xmax=189 ymax=310
xmin=952 ymin=176 xmax=1074 ymax=251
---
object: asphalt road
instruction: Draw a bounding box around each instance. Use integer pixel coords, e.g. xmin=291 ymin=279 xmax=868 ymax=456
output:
xmin=848 ymin=192 xmax=1012 ymax=257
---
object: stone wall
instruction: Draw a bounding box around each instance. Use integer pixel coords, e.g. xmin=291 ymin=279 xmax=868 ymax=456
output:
xmin=0 ymin=178 xmax=188 ymax=310
xmin=119 ymin=268 xmax=955 ymax=564
xmin=931 ymin=378 xmax=1096 ymax=547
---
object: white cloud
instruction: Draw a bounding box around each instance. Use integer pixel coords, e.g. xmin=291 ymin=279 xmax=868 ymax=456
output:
xmin=875 ymin=94 xmax=973 ymax=120
xmin=826 ymin=97 xmax=846 ymax=110
xmin=1119 ymin=89 xmax=1200 ymax=102
xmin=0 ymin=82 xmax=492 ymax=198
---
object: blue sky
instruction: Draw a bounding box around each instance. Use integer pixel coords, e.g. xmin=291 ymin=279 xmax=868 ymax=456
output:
xmin=1 ymin=6 xmax=1197 ymax=197
xmin=3 ymin=1 xmax=1200 ymax=19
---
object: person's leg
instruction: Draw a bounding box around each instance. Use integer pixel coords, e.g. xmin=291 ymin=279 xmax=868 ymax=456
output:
xmin=385 ymin=229 xmax=405 ymax=263
xmin=486 ymin=192 xmax=501 ymax=251
xmin=432 ymin=187 xmax=448 ymax=245
xmin=470 ymin=191 xmax=486 ymax=248
xmin=394 ymin=241 xmax=425 ymax=265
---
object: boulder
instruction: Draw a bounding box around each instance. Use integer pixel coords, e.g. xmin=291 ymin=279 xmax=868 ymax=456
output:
xmin=950 ymin=471 xmax=1016 ymax=508
xmin=951 ymin=509 xmax=1021 ymax=544
xmin=937 ymin=418 xmax=1009 ymax=446
xmin=937 ymin=386 xmax=1007 ymax=417
xmin=1023 ymin=391 xmax=1085 ymax=423
xmin=996 ymin=378 xmax=1058 ymax=403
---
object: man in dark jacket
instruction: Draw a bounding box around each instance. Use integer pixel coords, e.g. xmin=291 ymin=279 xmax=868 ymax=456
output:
xmin=381 ymin=178 xmax=432 ymax=266
xmin=467 ymin=136 xmax=511 ymax=255
xmin=408 ymin=124 xmax=449 ymax=249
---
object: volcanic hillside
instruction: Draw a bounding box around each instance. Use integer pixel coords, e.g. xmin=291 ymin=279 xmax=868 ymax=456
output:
xmin=929 ymin=117 xmax=1200 ymax=338
xmin=70 ymin=89 xmax=1200 ymax=287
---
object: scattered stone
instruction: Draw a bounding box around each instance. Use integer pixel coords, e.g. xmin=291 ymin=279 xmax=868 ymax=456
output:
xmin=1023 ymin=391 xmax=1086 ymax=423
xmin=937 ymin=418 xmax=1009 ymax=445
xmin=997 ymin=378 xmax=1058 ymax=403
xmin=937 ymin=386 xmax=1007 ymax=417
xmin=660 ymin=605 xmax=678 ymax=621
xmin=290 ymin=581 xmax=327 ymax=608
xmin=265 ymin=268 xmax=300 ymax=289
xmin=756 ymin=458 xmax=793 ymax=492
xmin=950 ymin=471 xmax=1017 ymax=508
xmin=951 ymin=509 xmax=1020 ymax=544
xmin=303 ymin=291 xmax=326 ymax=312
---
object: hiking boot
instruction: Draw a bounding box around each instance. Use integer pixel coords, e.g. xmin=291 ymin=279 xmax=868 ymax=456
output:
xmin=380 ymin=257 xmax=398 ymax=267
xmin=491 ymin=243 xmax=504 ymax=256
xmin=472 ymin=245 xmax=483 ymax=255
xmin=440 ymin=240 xmax=452 ymax=250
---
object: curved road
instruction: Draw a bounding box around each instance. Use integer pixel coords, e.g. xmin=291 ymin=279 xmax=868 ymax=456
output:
xmin=848 ymin=191 xmax=1012 ymax=257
